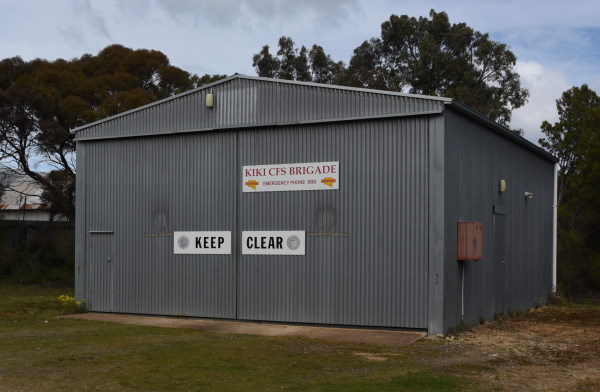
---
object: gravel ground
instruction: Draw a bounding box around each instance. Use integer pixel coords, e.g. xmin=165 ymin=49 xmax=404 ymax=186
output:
xmin=427 ymin=305 xmax=600 ymax=391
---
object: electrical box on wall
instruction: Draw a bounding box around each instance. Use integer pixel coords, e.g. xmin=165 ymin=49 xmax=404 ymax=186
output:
xmin=457 ymin=222 xmax=483 ymax=261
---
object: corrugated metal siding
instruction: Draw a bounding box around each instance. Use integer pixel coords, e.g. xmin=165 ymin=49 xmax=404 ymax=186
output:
xmin=237 ymin=118 xmax=430 ymax=328
xmin=443 ymin=109 xmax=554 ymax=330
xmin=87 ymin=232 xmax=114 ymax=311
xmin=75 ymin=145 xmax=86 ymax=300
xmin=74 ymin=77 xmax=444 ymax=141
xmin=81 ymin=132 xmax=238 ymax=317
xmin=78 ymin=115 xmax=431 ymax=328
xmin=427 ymin=114 xmax=446 ymax=335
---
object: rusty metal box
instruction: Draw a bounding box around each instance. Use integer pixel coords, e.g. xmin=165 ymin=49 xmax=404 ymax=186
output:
xmin=457 ymin=222 xmax=483 ymax=261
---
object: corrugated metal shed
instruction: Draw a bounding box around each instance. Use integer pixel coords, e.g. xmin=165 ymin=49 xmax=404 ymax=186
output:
xmin=73 ymin=75 xmax=555 ymax=334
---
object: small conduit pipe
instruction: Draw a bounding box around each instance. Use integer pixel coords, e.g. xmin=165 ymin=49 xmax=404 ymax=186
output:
xmin=461 ymin=261 xmax=465 ymax=323
xmin=552 ymin=163 xmax=558 ymax=293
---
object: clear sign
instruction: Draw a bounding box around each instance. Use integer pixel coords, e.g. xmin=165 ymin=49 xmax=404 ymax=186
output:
xmin=174 ymin=231 xmax=232 ymax=255
xmin=242 ymin=231 xmax=305 ymax=255
xmin=243 ymin=161 xmax=339 ymax=192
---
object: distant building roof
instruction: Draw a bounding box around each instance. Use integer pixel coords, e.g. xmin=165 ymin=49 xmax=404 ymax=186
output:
xmin=0 ymin=172 xmax=48 ymax=211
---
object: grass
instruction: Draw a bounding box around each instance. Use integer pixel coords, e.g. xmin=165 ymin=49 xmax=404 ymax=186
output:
xmin=0 ymin=283 xmax=470 ymax=392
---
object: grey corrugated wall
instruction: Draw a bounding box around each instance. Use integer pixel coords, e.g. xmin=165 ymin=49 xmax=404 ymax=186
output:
xmin=78 ymin=132 xmax=238 ymax=317
xmin=443 ymin=109 xmax=554 ymax=330
xmin=238 ymin=118 xmax=430 ymax=328
xmin=76 ymin=115 xmax=433 ymax=328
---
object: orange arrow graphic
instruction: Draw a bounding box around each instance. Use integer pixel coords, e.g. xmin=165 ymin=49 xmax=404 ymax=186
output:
xmin=321 ymin=177 xmax=336 ymax=187
xmin=245 ymin=179 xmax=259 ymax=190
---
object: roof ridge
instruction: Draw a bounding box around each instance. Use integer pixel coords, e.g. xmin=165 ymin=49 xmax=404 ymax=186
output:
xmin=70 ymin=75 xmax=451 ymax=133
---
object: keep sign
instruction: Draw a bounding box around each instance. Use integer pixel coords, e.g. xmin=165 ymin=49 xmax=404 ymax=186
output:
xmin=174 ymin=231 xmax=231 ymax=255
xmin=242 ymin=231 xmax=305 ymax=255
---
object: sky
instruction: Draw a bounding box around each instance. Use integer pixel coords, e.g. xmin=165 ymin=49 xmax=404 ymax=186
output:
xmin=1 ymin=0 xmax=600 ymax=145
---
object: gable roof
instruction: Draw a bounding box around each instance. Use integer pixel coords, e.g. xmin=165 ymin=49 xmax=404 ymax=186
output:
xmin=71 ymin=74 xmax=447 ymax=140
xmin=71 ymin=74 xmax=556 ymax=163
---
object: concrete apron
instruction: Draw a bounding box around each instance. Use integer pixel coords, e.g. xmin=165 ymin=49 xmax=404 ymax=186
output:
xmin=62 ymin=313 xmax=426 ymax=346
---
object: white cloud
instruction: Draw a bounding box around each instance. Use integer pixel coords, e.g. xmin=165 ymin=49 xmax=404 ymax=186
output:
xmin=1 ymin=0 xmax=598 ymax=133
xmin=510 ymin=61 xmax=570 ymax=144
xmin=76 ymin=0 xmax=113 ymax=41
xmin=151 ymin=0 xmax=359 ymax=29
xmin=59 ymin=26 xmax=88 ymax=49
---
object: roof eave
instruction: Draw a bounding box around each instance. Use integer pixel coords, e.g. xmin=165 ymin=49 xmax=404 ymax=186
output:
xmin=445 ymin=99 xmax=558 ymax=164
xmin=238 ymin=75 xmax=452 ymax=103
xmin=70 ymin=74 xmax=242 ymax=134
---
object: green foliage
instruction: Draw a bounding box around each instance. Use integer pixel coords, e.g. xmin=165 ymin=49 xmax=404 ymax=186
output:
xmin=0 ymin=225 xmax=74 ymax=284
xmin=347 ymin=9 xmax=529 ymax=125
xmin=540 ymin=85 xmax=600 ymax=203
xmin=56 ymin=294 xmax=86 ymax=314
xmin=0 ymin=171 xmax=6 ymax=203
xmin=540 ymin=85 xmax=600 ymax=296
xmin=191 ymin=73 xmax=228 ymax=88
xmin=0 ymin=45 xmax=226 ymax=220
xmin=547 ymin=292 xmax=571 ymax=306
xmin=335 ymin=38 xmax=389 ymax=90
xmin=511 ymin=128 xmax=525 ymax=137
xmin=41 ymin=170 xmax=76 ymax=221
xmin=253 ymin=37 xmax=345 ymax=84
xmin=253 ymin=9 xmax=528 ymax=125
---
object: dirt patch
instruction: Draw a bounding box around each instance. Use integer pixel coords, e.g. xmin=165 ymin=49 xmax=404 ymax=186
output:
xmin=430 ymin=306 xmax=600 ymax=391
xmin=58 ymin=304 xmax=600 ymax=390
xmin=354 ymin=352 xmax=391 ymax=361
xmin=62 ymin=313 xmax=427 ymax=346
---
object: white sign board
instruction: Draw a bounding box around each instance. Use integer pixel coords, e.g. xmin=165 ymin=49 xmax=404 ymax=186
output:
xmin=174 ymin=231 xmax=231 ymax=254
xmin=242 ymin=231 xmax=305 ymax=255
xmin=243 ymin=161 xmax=339 ymax=192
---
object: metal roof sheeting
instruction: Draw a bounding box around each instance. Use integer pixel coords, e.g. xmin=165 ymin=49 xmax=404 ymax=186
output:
xmin=72 ymin=75 xmax=555 ymax=163
xmin=72 ymin=75 xmax=446 ymax=141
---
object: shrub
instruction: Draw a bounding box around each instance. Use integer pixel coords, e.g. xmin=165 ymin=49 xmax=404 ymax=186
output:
xmin=0 ymin=225 xmax=74 ymax=284
xmin=56 ymin=294 xmax=86 ymax=314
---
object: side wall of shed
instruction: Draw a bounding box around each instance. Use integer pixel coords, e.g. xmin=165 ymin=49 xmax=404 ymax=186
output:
xmin=75 ymin=144 xmax=86 ymax=300
xmin=443 ymin=109 xmax=554 ymax=331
